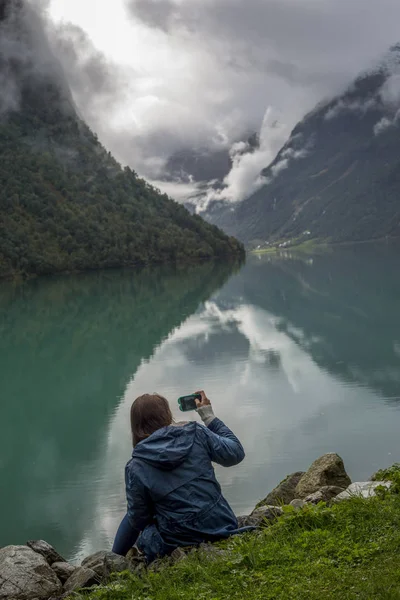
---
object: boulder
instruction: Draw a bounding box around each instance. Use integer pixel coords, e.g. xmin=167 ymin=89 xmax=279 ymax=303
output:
xmin=290 ymin=499 xmax=306 ymax=510
xmin=103 ymin=553 xmax=129 ymax=578
xmin=334 ymin=481 xmax=392 ymax=502
xmin=51 ymin=562 xmax=76 ymax=583
xmin=0 ymin=545 xmax=62 ymax=600
xmin=81 ymin=551 xmax=130 ymax=580
xmin=81 ymin=551 xmax=107 ymax=577
xmin=257 ymin=472 xmax=305 ymax=507
xmin=63 ymin=567 xmax=99 ymax=593
xmin=238 ymin=505 xmax=283 ymax=527
xmin=26 ymin=540 xmax=65 ymax=566
xmin=304 ymin=486 xmax=345 ymax=505
xmin=295 ymin=454 xmax=351 ymax=498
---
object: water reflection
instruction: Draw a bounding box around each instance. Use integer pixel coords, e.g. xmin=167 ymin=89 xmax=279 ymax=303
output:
xmin=99 ymin=246 xmax=400 ymax=561
xmin=0 ymin=262 xmax=237 ymax=557
xmin=2 ymin=245 xmax=400 ymax=561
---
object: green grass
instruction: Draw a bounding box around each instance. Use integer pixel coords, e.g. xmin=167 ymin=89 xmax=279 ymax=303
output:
xmin=80 ymin=475 xmax=400 ymax=600
xmin=251 ymin=238 xmax=329 ymax=256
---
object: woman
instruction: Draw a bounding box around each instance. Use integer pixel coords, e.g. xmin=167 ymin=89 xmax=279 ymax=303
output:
xmin=112 ymin=390 xmax=245 ymax=562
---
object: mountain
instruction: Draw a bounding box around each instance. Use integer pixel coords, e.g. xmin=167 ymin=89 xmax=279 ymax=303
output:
xmin=0 ymin=0 xmax=244 ymax=279
xmin=201 ymin=47 xmax=400 ymax=246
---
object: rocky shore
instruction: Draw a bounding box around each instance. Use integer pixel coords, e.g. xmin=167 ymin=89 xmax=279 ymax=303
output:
xmin=0 ymin=453 xmax=392 ymax=600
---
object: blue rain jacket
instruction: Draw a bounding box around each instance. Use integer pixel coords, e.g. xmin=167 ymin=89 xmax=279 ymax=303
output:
xmin=125 ymin=417 xmax=245 ymax=556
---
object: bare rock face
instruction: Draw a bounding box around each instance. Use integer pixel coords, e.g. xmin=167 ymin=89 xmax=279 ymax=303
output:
xmin=257 ymin=472 xmax=305 ymax=507
xmin=304 ymin=486 xmax=346 ymax=505
xmin=0 ymin=545 xmax=62 ymax=600
xmin=238 ymin=505 xmax=283 ymax=527
xmin=26 ymin=541 xmax=65 ymax=566
xmin=51 ymin=562 xmax=76 ymax=583
xmin=295 ymin=454 xmax=351 ymax=499
xmin=63 ymin=567 xmax=99 ymax=593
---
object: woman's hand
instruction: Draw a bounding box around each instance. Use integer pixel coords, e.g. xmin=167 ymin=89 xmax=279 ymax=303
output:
xmin=195 ymin=390 xmax=211 ymax=409
xmin=195 ymin=391 xmax=215 ymax=426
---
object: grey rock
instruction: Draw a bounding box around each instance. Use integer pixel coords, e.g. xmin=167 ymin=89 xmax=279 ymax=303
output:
xmin=148 ymin=558 xmax=169 ymax=573
xmin=51 ymin=562 xmax=76 ymax=583
xmin=81 ymin=551 xmax=129 ymax=580
xmin=238 ymin=505 xmax=283 ymax=527
xmin=290 ymin=499 xmax=306 ymax=510
xmin=63 ymin=567 xmax=99 ymax=593
xmin=304 ymin=486 xmax=345 ymax=505
xmin=0 ymin=545 xmax=62 ymax=600
xmin=295 ymin=454 xmax=351 ymax=499
xmin=81 ymin=551 xmax=107 ymax=578
xmin=126 ymin=548 xmax=146 ymax=574
xmin=257 ymin=472 xmax=305 ymax=507
xmin=103 ymin=553 xmax=129 ymax=579
xmin=170 ymin=548 xmax=187 ymax=564
xmin=129 ymin=560 xmax=146 ymax=576
xmin=198 ymin=543 xmax=228 ymax=558
xmin=26 ymin=541 xmax=65 ymax=566
xmin=334 ymin=481 xmax=392 ymax=502
xmin=126 ymin=547 xmax=143 ymax=561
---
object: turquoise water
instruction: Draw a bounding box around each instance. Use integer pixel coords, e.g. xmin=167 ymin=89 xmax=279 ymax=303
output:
xmin=1 ymin=246 xmax=400 ymax=561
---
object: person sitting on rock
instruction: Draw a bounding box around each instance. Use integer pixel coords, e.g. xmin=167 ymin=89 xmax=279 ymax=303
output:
xmin=112 ymin=390 xmax=246 ymax=562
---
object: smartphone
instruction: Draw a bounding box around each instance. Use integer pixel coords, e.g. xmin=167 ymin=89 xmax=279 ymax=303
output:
xmin=178 ymin=394 xmax=201 ymax=412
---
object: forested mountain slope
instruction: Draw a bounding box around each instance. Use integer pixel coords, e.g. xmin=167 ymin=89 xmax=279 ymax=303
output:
xmin=0 ymin=0 xmax=243 ymax=279
xmin=204 ymin=47 xmax=400 ymax=245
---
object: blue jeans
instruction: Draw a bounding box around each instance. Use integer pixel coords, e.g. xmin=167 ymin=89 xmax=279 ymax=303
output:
xmin=112 ymin=514 xmax=176 ymax=563
xmin=112 ymin=514 xmax=137 ymax=557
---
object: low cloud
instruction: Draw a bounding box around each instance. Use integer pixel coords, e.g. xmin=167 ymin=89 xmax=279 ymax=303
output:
xmin=201 ymin=109 xmax=291 ymax=205
xmin=0 ymin=0 xmax=66 ymax=115
xmin=380 ymin=72 xmax=400 ymax=107
xmin=187 ymin=109 xmax=310 ymax=209
xmin=324 ymin=97 xmax=378 ymax=120
xmin=374 ymin=111 xmax=400 ymax=136
xmin=49 ymin=23 xmax=130 ymax=119
xmin=374 ymin=116 xmax=394 ymax=135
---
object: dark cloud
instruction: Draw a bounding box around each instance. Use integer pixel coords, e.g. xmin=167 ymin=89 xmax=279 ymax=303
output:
xmin=127 ymin=0 xmax=400 ymax=90
xmin=131 ymin=0 xmax=176 ymax=32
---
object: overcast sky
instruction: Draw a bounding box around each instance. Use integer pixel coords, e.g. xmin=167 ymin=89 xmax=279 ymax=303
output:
xmin=46 ymin=0 xmax=400 ymax=199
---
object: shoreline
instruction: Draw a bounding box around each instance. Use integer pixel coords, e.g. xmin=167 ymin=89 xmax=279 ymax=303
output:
xmin=251 ymin=234 xmax=400 ymax=256
xmin=1 ymin=453 xmax=398 ymax=599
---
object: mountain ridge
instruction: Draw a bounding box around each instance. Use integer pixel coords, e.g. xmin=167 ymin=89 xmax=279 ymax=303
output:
xmin=188 ymin=46 xmax=400 ymax=246
xmin=0 ymin=0 xmax=244 ymax=279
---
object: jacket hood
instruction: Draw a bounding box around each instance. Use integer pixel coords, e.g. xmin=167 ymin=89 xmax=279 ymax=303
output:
xmin=132 ymin=422 xmax=197 ymax=470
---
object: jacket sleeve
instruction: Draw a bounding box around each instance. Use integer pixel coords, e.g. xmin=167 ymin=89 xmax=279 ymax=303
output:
xmin=201 ymin=418 xmax=245 ymax=467
xmin=125 ymin=462 xmax=153 ymax=540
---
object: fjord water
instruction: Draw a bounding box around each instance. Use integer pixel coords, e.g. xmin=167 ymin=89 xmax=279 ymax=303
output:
xmin=1 ymin=246 xmax=400 ymax=561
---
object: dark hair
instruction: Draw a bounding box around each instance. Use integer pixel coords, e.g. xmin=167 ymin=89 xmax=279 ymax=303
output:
xmin=130 ymin=393 xmax=173 ymax=447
